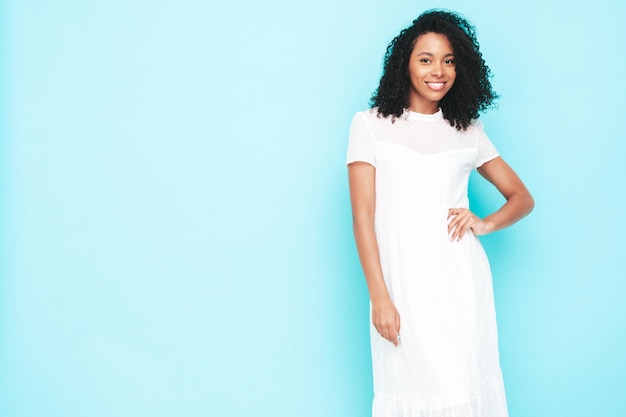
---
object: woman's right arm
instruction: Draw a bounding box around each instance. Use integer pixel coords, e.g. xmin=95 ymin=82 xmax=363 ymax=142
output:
xmin=348 ymin=162 xmax=400 ymax=346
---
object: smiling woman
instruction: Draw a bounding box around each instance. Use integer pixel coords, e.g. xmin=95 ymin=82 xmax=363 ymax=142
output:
xmin=347 ymin=9 xmax=534 ymax=417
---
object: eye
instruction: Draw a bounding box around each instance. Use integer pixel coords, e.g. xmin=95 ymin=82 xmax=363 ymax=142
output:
xmin=419 ymin=58 xmax=431 ymax=64
xmin=444 ymin=59 xmax=455 ymax=65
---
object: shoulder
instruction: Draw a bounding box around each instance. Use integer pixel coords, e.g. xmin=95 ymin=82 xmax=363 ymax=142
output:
xmin=456 ymin=119 xmax=488 ymax=141
xmin=468 ymin=118 xmax=486 ymax=133
xmin=352 ymin=108 xmax=379 ymax=122
xmin=351 ymin=107 xmax=398 ymax=128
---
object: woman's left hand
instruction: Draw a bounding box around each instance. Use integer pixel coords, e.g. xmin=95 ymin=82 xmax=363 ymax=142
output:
xmin=447 ymin=208 xmax=493 ymax=241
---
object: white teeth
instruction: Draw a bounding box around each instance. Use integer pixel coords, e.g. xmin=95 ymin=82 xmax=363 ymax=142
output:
xmin=427 ymin=82 xmax=445 ymax=90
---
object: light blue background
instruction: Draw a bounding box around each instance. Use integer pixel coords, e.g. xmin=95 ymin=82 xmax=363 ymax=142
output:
xmin=1 ymin=1 xmax=625 ymax=416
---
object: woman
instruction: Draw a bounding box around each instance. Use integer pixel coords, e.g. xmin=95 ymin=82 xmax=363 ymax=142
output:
xmin=347 ymin=10 xmax=534 ymax=417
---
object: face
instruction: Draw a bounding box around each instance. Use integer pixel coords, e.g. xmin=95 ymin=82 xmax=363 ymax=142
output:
xmin=407 ymin=32 xmax=456 ymax=114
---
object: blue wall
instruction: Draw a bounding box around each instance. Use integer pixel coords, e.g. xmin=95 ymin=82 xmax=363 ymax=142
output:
xmin=1 ymin=1 xmax=625 ymax=416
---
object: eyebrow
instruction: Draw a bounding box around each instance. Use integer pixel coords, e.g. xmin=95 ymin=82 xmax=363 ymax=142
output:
xmin=417 ymin=52 xmax=455 ymax=58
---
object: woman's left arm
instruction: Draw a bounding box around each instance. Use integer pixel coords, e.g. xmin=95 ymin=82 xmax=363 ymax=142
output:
xmin=448 ymin=156 xmax=534 ymax=240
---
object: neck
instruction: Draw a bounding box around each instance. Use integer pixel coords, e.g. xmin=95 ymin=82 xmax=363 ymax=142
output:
xmin=407 ymin=105 xmax=439 ymax=114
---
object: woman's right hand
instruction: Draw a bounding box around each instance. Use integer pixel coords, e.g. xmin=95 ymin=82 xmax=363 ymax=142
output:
xmin=372 ymin=298 xmax=401 ymax=346
xmin=349 ymin=162 xmax=401 ymax=347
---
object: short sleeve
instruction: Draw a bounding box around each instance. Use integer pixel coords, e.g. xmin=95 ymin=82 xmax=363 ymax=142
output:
xmin=474 ymin=120 xmax=499 ymax=168
xmin=346 ymin=112 xmax=376 ymax=167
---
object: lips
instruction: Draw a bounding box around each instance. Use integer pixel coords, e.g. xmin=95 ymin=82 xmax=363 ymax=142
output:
xmin=426 ymin=82 xmax=446 ymax=91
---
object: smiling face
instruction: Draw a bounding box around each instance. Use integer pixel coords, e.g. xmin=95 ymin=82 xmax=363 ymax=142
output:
xmin=407 ymin=32 xmax=456 ymax=114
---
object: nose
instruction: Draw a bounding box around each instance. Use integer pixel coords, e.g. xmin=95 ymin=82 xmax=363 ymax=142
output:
xmin=431 ymin=63 xmax=443 ymax=77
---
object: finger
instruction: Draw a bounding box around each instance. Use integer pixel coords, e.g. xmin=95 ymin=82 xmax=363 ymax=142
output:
xmin=395 ymin=312 xmax=401 ymax=345
xmin=448 ymin=214 xmax=462 ymax=235
xmin=453 ymin=216 xmax=467 ymax=238
xmin=447 ymin=218 xmax=456 ymax=235
xmin=448 ymin=209 xmax=469 ymax=235
xmin=447 ymin=210 xmax=459 ymax=233
xmin=455 ymin=218 xmax=472 ymax=241
xmin=459 ymin=215 xmax=479 ymax=239
xmin=454 ymin=211 xmax=474 ymax=239
xmin=378 ymin=324 xmax=389 ymax=340
xmin=447 ymin=207 xmax=463 ymax=218
xmin=376 ymin=323 xmax=385 ymax=339
xmin=382 ymin=324 xmax=396 ymax=345
xmin=449 ymin=215 xmax=467 ymax=239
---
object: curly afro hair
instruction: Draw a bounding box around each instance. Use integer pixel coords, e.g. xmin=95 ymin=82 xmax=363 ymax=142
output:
xmin=370 ymin=9 xmax=498 ymax=130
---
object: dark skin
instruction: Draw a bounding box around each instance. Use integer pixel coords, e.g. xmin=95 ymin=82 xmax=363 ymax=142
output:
xmin=348 ymin=32 xmax=533 ymax=345
xmin=349 ymin=156 xmax=533 ymax=346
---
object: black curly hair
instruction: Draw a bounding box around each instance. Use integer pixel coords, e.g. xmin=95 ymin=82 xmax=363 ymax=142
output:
xmin=370 ymin=9 xmax=498 ymax=130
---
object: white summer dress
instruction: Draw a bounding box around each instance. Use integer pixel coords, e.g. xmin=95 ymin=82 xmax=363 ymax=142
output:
xmin=347 ymin=108 xmax=509 ymax=417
